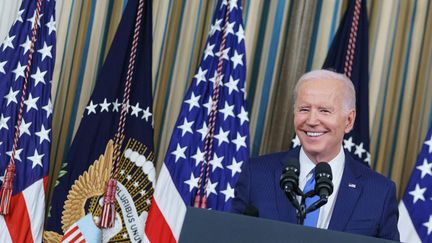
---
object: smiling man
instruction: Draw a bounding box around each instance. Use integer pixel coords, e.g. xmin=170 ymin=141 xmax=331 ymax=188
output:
xmin=232 ymin=69 xmax=399 ymax=241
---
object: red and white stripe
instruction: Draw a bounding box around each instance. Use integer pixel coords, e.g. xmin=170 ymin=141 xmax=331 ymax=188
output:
xmin=398 ymin=202 xmax=422 ymax=243
xmin=145 ymin=163 xmax=187 ymax=243
xmin=61 ymin=224 xmax=85 ymax=243
xmin=0 ymin=177 xmax=47 ymax=243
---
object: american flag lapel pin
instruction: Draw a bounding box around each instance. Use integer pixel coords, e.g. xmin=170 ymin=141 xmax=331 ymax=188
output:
xmin=348 ymin=183 xmax=357 ymax=188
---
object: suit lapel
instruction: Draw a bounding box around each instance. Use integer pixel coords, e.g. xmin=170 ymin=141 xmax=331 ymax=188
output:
xmin=328 ymin=155 xmax=362 ymax=231
xmin=274 ymin=149 xmax=300 ymax=223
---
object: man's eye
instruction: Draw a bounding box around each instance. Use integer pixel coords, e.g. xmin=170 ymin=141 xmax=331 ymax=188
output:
xmin=320 ymin=109 xmax=331 ymax=113
xmin=299 ymin=108 xmax=309 ymax=112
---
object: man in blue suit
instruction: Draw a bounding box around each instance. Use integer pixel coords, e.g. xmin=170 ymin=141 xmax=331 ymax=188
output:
xmin=232 ymin=70 xmax=399 ymax=241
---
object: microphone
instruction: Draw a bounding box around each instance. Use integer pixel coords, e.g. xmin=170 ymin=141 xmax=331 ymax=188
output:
xmin=304 ymin=162 xmax=334 ymax=215
xmin=280 ymin=158 xmax=301 ymax=196
xmin=314 ymin=162 xmax=334 ymax=199
xmin=280 ymin=158 xmax=302 ymax=210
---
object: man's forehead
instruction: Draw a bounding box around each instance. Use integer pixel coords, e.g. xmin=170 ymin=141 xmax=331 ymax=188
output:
xmin=297 ymin=79 xmax=344 ymax=96
xmin=295 ymin=82 xmax=345 ymax=106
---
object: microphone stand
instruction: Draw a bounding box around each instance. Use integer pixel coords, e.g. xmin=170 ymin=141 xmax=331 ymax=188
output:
xmin=281 ymin=161 xmax=333 ymax=225
xmin=283 ymin=190 xmax=301 ymax=212
xmin=295 ymin=190 xmax=328 ymax=225
xmin=297 ymin=195 xmax=306 ymax=225
xmin=305 ymin=197 xmax=328 ymax=214
xmin=296 ymin=190 xmax=313 ymax=225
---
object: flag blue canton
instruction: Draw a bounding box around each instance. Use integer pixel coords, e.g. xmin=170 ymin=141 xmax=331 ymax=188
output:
xmin=0 ymin=0 xmax=55 ymax=194
xmin=164 ymin=0 xmax=249 ymax=212
xmin=402 ymin=127 xmax=432 ymax=241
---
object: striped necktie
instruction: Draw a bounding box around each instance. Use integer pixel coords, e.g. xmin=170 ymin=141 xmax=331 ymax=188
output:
xmin=303 ymin=169 xmax=320 ymax=227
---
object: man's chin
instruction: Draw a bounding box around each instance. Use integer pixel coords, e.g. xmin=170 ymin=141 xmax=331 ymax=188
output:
xmin=299 ymin=138 xmax=324 ymax=149
xmin=301 ymin=147 xmax=326 ymax=159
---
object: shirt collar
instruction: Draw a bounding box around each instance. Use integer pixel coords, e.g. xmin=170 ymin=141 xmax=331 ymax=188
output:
xmin=299 ymin=146 xmax=345 ymax=180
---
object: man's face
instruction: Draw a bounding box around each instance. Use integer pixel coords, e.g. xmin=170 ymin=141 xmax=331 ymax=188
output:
xmin=294 ymin=78 xmax=355 ymax=163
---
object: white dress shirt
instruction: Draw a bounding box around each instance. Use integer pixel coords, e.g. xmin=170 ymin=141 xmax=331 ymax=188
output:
xmin=298 ymin=146 xmax=345 ymax=229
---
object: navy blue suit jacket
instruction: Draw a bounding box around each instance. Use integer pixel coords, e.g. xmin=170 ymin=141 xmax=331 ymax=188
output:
xmin=232 ymin=148 xmax=399 ymax=241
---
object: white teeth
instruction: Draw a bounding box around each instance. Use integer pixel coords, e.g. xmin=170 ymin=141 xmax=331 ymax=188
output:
xmin=306 ymin=132 xmax=323 ymax=137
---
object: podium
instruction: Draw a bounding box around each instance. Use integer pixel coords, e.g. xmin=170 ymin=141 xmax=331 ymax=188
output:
xmin=179 ymin=207 xmax=397 ymax=243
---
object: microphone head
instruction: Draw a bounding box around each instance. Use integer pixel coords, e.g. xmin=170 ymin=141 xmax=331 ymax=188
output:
xmin=280 ymin=158 xmax=300 ymax=193
xmin=314 ymin=162 xmax=334 ymax=199
xmin=284 ymin=158 xmax=300 ymax=175
xmin=315 ymin=162 xmax=332 ymax=179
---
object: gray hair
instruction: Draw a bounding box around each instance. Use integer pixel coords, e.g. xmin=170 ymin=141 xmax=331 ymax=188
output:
xmin=293 ymin=69 xmax=356 ymax=112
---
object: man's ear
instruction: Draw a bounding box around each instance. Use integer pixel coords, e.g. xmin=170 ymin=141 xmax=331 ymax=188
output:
xmin=345 ymin=109 xmax=356 ymax=133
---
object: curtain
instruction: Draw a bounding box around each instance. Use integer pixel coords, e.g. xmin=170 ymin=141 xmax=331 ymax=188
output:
xmin=368 ymin=0 xmax=432 ymax=194
xmin=259 ymin=0 xmax=318 ymax=154
xmin=0 ymin=0 xmax=431 ymax=200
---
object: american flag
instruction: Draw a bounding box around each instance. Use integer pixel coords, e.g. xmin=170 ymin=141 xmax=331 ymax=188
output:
xmin=60 ymin=214 xmax=101 ymax=243
xmin=398 ymin=126 xmax=432 ymax=243
xmin=0 ymin=0 xmax=55 ymax=242
xmin=145 ymin=0 xmax=249 ymax=242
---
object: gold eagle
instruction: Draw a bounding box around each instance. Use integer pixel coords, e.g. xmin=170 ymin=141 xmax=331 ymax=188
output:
xmin=43 ymin=140 xmax=114 ymax=242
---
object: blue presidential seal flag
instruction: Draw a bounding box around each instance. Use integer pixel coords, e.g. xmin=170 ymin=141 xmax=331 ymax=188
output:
xmin=44 ymin=0 xmax=154 ymax=242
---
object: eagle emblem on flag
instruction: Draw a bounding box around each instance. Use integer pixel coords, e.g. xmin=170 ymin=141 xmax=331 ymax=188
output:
xmin=44 ymin=139 xmax=154 ymax=242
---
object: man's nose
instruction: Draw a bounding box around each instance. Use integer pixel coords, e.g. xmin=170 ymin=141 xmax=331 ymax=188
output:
xmin=306 ymin=111 xmax=320 ymax=125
